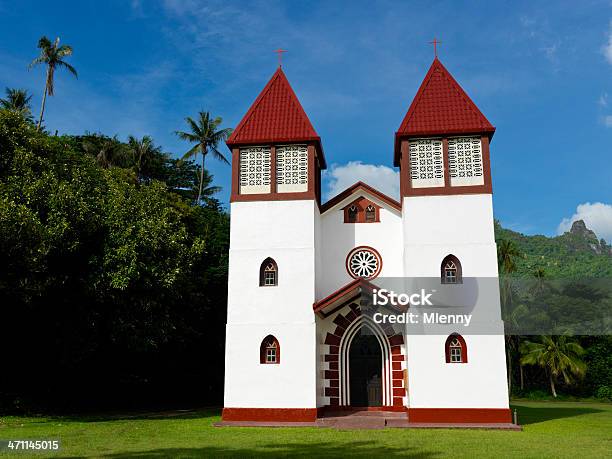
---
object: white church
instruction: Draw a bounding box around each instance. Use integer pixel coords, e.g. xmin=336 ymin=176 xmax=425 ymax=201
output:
xmin=221 ymin=57 xmax=511 ymax=424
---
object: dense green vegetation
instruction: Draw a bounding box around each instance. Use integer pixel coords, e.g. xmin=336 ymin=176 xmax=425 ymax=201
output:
xmin=495 ymin=221 xmax=612 ymax=277
xmin=0 ymin=401 xmax=610 ymax=457
xmin=495 ymin=223 xmax=611 ymax=401
xmin=0 ymin=109 xmax=230 ymax=412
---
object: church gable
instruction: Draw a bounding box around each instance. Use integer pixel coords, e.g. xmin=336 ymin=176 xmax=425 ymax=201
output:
xmin=321 ymin=181 xmax=401 ymax=216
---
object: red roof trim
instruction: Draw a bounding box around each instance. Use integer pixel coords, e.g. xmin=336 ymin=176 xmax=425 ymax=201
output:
xmin=313 ymin=278 xmax=377 ymax=313
xmin=393 ymin=58 xmax=495 ymax=166
xmin=321 ymin=181 xmax=401 ymax=213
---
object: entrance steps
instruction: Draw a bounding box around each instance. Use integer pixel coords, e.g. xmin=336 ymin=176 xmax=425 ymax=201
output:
xmin=316 ymin=410 xmax=408 ymax=430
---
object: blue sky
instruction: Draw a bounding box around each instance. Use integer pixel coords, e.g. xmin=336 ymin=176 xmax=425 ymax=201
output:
xmin=1 ymin=0 xmax=611 ymax=241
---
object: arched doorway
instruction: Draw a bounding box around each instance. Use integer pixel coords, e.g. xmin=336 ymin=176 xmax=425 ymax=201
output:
xmin=338 ymin=315 xmax=393 ymax=407
xmin=349 ymin=328 xmax=382 ymax=406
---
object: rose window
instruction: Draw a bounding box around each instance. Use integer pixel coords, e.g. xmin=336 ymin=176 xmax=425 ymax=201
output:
xmin=346 ymin=247 xmax=382 ymax=280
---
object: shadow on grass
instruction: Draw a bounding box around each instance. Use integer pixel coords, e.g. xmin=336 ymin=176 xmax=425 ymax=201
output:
xmin=512 ymin=403 xmax=604 ymax=425
xmin=90 ymin=441 xmax=439 ymax=458
xmin=49 ymin=408 xmax=220 ymax=423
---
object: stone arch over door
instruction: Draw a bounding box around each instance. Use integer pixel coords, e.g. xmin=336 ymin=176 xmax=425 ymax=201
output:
xmin=323 ymin=302 xmax=406 ymax=408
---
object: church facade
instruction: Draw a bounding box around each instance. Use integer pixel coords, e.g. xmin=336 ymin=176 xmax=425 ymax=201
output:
xmin=222 ymin=58 xmax=511 ymax=424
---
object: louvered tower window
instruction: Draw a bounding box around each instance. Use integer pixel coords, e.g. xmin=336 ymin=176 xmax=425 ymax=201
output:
xmin=276 ymin=145 xmax=308 ymax=193
xmin=448 ymin=137 xmax=484 ymax=186
xmin=409 ymin=139 xmax=444 ymax=188
xmin=239 ymin=147 xmax=271 ymax=194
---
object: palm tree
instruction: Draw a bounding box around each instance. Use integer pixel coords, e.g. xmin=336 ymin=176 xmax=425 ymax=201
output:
xmin=0 ymin=88 xmax=33 ymax=118
xmin=127 ymin=135 xmax=161 ymax=180
xmin=82 ymin=135 xmax=123 ymax=168
xmin=498 ymin=239 xmax=521 ymax=275
xmin=520 ymin=336 xmax=586 ymax=397
xmin=175 ymin=111 xmax=232 ymax=204
xmin=196 ymin=169 xmax=222 ymax=204
xmin=533 ymin=267 xmax=546 ymax=293
xmin=497 ymin=239 xmax=523 ymax=394
xmin=28 ymin=36 xmax=77 ymax=130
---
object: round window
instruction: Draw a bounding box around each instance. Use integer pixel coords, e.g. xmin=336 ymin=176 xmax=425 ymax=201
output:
xmin=346 ymin=246 xmax=382 ymax=280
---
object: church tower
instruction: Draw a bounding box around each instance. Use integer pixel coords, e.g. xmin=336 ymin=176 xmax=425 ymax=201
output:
xmin=222 ymin=67 xmax=325 ymax=422
xmin=396 ymin=57 xmax=510 ymax=422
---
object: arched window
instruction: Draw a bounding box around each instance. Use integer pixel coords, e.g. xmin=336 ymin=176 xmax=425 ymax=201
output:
xmin=348 ymin=205 xmax=358 ymax=223
xmin=445 ymin=334 xmax=467 ymax=363
xmin=441 ymin=254 xmax=462 ymax=284
xmin=259 ymin=258 xmax=278 ymax=286
xmin=260 ymin=335 xmax=280 ymax=364
xmin=365 ymin=205 xmax=376 ymax=222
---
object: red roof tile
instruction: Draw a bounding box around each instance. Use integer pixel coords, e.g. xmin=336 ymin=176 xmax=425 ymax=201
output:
xmin=394 ymin=58 xmax=494 ymax=165
xmin=227 ymin=67 xmax=321 ymax=147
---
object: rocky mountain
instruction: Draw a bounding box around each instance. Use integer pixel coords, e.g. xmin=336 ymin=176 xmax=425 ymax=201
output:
xmin=565 ymin=220 xmax=612 ymax=256
xmin=495 ymin=220 xmax=612 ymax=277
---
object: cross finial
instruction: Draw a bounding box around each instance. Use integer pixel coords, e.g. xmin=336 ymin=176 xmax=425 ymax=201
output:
xmin=429 ymin=37 xmax=442 ymax=58
xmin=274 ymin=48 xmax=287 ymax=67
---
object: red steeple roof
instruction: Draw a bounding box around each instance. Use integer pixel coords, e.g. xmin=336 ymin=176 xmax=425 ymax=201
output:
xmin=227 ymin=67 xmax=325 ymax=166
xmin=394 ymin=58 xmax=494 ymax=165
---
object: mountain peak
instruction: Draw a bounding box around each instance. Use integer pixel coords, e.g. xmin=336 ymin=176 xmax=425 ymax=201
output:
xmin=566 ymin=220 xmax=611 ymax=256
xmin=569 ymin=220 xmax=598 ymax=240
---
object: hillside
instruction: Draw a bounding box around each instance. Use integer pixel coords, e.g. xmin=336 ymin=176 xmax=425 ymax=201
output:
xmin=495 ymin=220 xmax=612 ymax=277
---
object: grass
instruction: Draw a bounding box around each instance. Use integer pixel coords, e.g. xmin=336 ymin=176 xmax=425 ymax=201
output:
xmin=0 ymin=401 xmax=610 ymax=458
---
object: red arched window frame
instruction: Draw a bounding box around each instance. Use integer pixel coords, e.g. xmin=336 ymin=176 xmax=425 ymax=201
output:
xmin=441 ymin=254 xmax=462 ymax=284
xmin=260 ymin=335 xmax=280 ymax=364
xmin=445 ymin=334 xmax=468 ymax=363
xmin=259 ymin=257 xmax=278 ymax=286
xmin=342 ymin=197 xmax=380 ymax=223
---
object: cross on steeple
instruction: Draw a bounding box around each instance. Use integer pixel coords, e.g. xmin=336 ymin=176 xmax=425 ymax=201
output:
xmin=429 ymin=38 xmax=442 ymax=58
xmin=273 ymin=48 xmax=287 ymax=67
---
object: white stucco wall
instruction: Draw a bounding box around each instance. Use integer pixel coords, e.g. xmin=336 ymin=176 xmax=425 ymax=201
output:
xmin=405 ymin=334 xmax=509 ymax=408
xmin=318 ymin=193 xmax=403 ymax=299
xmin=224 ymin=200 xmax=318 ymax=408
xmin=227 ymin=200 xmax=317 ymax=324
xmin=224 ymin=323 xmax=317 ymax=407
xmin=401 ymin=193 xmax=508 ymax=409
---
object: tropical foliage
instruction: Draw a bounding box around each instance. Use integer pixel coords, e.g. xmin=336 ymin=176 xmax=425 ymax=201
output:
xmin=0 ymin=88 xmax=32 ymax=119
xmin=175 ymin=111 xmax=232 ymax=204
xmin=520 ymin=336 xmax=587 ymax=397
xmin=0 ymin=108 xmax=229 ymax=412
xmin=496 ymin=221 xmax=611 ymax=400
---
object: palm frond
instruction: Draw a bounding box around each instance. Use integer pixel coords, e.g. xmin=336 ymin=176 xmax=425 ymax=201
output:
xmin=57 ymin=44 xmax=73 ymax=57
xmin=186 ymin=117 xmax=201 ymax=136
xmin=37 ymin=36 xmax=53 ymax=50
xmin=57 ymin=60 xmax=78 ymax=78
xmin=174 ymin=130 xmax=199 ymax=143
xmin=180 ymin=144 xmax=201 ymax=162
xmin=210 ymin=147 xmax=230 ymax=165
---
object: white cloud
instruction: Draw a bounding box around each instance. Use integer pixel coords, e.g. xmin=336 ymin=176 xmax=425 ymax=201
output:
xmin=604 ymin=115 xmax=612 ymax=127
xmin=557 ymin=202 xmax=612 ymax=242
xmin=599 ymin=92 xmax=609 ymax=107
xmin=603 ymin=20 xmax=612 ymax=64
xmin=323 ymin=161 xmax=399 ymax=201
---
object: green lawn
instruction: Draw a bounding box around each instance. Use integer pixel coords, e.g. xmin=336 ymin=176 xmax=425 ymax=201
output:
xmin=0 ymin=401 xmax=610 ymax=458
